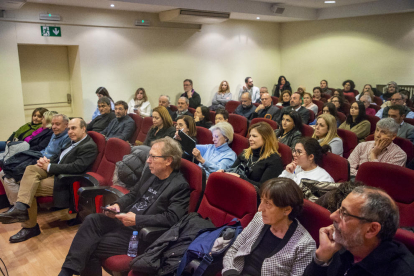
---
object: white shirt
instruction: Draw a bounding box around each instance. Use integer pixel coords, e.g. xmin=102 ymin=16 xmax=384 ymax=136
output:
xmin=238 ymin=86 xmax=260 ymax=103
xmin=279 ymin=165 xmax=334 ymax=185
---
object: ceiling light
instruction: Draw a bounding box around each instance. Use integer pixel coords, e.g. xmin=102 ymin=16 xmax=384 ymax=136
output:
xmin=324 ymin=1 xmax=336 ymax=3
xmin=110 ymin=4 xmax=115 ymax=7
xmin=256 ymin=17 xmax=260 ymax=19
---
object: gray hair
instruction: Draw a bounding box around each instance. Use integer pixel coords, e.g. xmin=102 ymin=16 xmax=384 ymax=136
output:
xmin=242 ymin=92 xmax=252 ymax=100
xmin=151 ymin=137 xmax=183 ymax=170
xmin=53 ymin=114 xmax=69 ymax=124
xmin=360 ymin=94 xmax=371 ymax=104
xmin=98 ymin=97 xmax=111 ymax=107
xmin=210 ymin=122 xmax=234 ymax=144
xmin=159 ymin=95 xmax=170 ymax=104
xmin=352 ymin=186 xmax=399 ymax=241
xmin=43 ymin=111 xmax=58 ymax=128
xmin=383 ymin=81 xmax=399 ymax=93
xmin=179 ymin=96 xmax=189 ymax=105
xmin=377 ymin=118 xmax=399 ymax=134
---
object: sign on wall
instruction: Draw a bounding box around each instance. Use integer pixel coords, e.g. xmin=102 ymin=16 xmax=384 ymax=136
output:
xmin=41 ymin=26 xmax=61 ymax=37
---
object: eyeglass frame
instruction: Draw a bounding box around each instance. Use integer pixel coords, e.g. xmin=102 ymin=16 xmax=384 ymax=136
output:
xmin=146 ymin=154 xmax=170 ymax=161
xmin=291 ymin=148 xmax=306 ymax=156
xmin=338 ymin=207 xmax=375 ymax=223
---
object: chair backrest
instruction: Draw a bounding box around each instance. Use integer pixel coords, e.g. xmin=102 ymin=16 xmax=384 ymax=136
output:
xmin=321 ymin=94 xmax=331 ymax=101
xmin=95 ymin=138 xmax=131 ymax=186
xmin=250 ymin=118 xmax=278 ymax=132
xmin=337 ymin=129 xmax=358 ymax=158
xmin=196 ymin=126 xmax=213 ymax=144
xmin=373 ymin=96 xmax=383 ymax=106
xmin=180 ymin=159 xmax=205 ymax=213
xmin=308 ymin=109 xmax=315 ymax=124
xmin=128 ymin=113 xmax=143 ymax=144
xmin=369 ymin=104 xmax=381 ymax=112
xmin=253 ymin=103 xmax=260 ymax=107
xmin=230 ymin=133 xmax=249 ymax=156
xmin=169 ymin=105 xmax=178 ymax=112
xmin=366 ymin=115 xmax=380 ymax=135
xmin=136 ymin=117 xmax=153 ymax=143
xmin=312 ymin=99 xmax=324 ymax=114
xmin=302 ymin=124 xmax=314 ymax=137
xmin=366 ymin=135 xmax=413 ymax=164
xmin=341 ymin=102 xmax=351 ymax=116
xmin=188 ymin=107 xmax=196 ymax=115
xmin=228 ymin=114 xmax=248 ymax=136
xmin=344 ymin=94 xmax=356 ymax=104
xmin=319 ymin=152 xmax=349 ymax=182
xmin=225 ymin=100 xmax=241 ymax=114
xmin=407 ymin=99 xmax=414 ymax=108
xmin=209 ymin=110 xmax=216 ymax=124
xmin=355 ymin=162 xmax=414 ymax=228
xmin=87 ymin=131 xmax=106 ymax=173
xmin=404 ymin=118 xmax=414 ymax=126
xmin=298 ymin=199 xmax=332 ymax=246
xmin=271 ymin=96 xmax=278 ymax=105
xmin=197 ymin=172 xmax=257 ymax=228
xmin=337 ymin=112 xmax=347 ymax=123
xmin=394 ymin=228 xmax=414 ymax=254
xmin=278 ymin=142 xmax=292 ymax=168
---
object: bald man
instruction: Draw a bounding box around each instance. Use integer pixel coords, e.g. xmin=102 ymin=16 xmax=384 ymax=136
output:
xmin=0 ymin=118 xmax=98 ymax=243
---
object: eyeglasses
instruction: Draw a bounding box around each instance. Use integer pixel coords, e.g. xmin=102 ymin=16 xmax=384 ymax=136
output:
xmin=291 ymin=149 xmax=305 ymax=156
xmin=390 ymin=98 xmax=403 ymax=102
xmin=338 ymin=207 xmax=374 ymax=222
xmin=147 ymin=154 xmax=169 ymax=161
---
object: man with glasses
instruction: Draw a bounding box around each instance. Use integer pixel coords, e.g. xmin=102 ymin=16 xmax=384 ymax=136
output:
xmin=100 ymin=100 xmax=136 ymax=141
xmin=181 ymin=79 xmax=201 ymax=109
xmin=375 ymin=92 xmax=414 ymax=119
xmin=87 ymin=97 xmax=116 ymax=132
xmin=251 ymin=92 xmax=280 ymax=122
xmin=59 ymin=137 xmax=190 ymax=276
xmin=304 ymin=186 xmax=414 ymax=276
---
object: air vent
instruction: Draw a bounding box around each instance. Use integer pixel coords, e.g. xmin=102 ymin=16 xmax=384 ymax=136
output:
xmin=270 ymin=4 xmax=286 ymax=15
xmin=0 ymin=0 xmax=26 ymax=10
xmin=159 ymin=9 xmax=230 ymax=24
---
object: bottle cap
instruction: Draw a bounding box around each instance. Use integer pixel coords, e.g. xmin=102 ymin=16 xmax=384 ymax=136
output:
xmin=133 ymin=231 xmax=138 ymax=236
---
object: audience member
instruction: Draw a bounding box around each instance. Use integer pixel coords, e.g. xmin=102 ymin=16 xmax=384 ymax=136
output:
xmin=92 ymin=87 xmax=115 ymax=120
xmin=171 ymin=97 xmax=193 ymax=121
xmin=211 ymin=80 xmax=232 ymax=111
xmin=144 ymin=106 xmax=175 ymax=146
xmin=223 ymin=178 xmax=315 ymax=276
xmin=0 ymin=118 xmax=98 ymax=243
xmin=174 ymin=115 xmax=197 ymax=161
xmin=238 ymin=77 xmax=260 ymax=103
xmin=303 ymin=92 xmax=318 ymax=115
xmin=194 ymin=106 xmax=213 ymax=129
xmin=388 ymin=105 xmax=414 ymax=144
xmin=313 ymin=114 xmax=343 ymax=156
xmin=375 ymin=92 xmax=414 ymax=119
xmin=275 ymin=110 xmax=303 ymax=148
xmin=158 ymin=95 xmax=175 ymax=118
xmin=312 ymin=87 xmax=325 ymax=103
xmin=192 ymin=122 xmax=236 ymax=178
xmin=215 ymin=108 xmax=229 ymax=124
xmin=320 ymin=80 xmax=332 ymax=96
xmin=342 ymin=80 xmax=357 ymax=96
xmin=308 ymin=103 xmax=340 ymax=127
xmin=279 ymin=137 xmax=334 ymax=184
xmin=181 ymin=79 xmax=201 ymax=109
xmin=278 ymin=92 xmax=310 ymax=125
xmin=101 ymin=101 xmax=136 ymax=141
xmin=23 ymin=111 xmax=57 ymax=150
xmin=304 ymin=186 xmax=414 ymax=276
xmin=234 ymin=92 xmax=256 ymax=120
xmin=381 ymin=81 xmax=398 ymax=102
xmin=255 ymin=87 xmax=269 ymax=104
xmin=127 ymin=87 xmax=152 ymax=117
xmin=356 ymin=84 xmax=377 ymax=103
xmin=348 ymin=118 xmax=407 ymax=176
xmin=276 ymin=90 xmax=292 ymax=107
xmin=330 ymin=95 xmax=348 ymax=115
xmin=297 ymin=85 xmax=306 ymax=97
xmin=339 ymin=101 xmax=371 ymax=142
xmin=360 ymin=95 xmax=377 ymax=116
xmin=274 ymin=75 xmax=292 ymax=97
xmin=87 ymin=97 xmax=116 ymax=133
xmin=251 ymin=92 xmax=280 ymax=122
xmin=58 ymin=137 xmax=190 ymax=276
xmin=219 ymin=122 xmax=284 ymax=189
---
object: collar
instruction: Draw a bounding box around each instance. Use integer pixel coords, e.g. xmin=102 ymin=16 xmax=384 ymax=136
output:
xmin=294 ymin=106 xmax=302 ymax=111
xmin=215 ymin=142 xmax=230 ymax=151
xmin=54 ymin=129 xmax=68 ymax=138
xmin=116 ymin=115 xmax=127 ymax=121
xmin=252 ymin=147 xmax=262 ymax=157
xmin=177 ymin=109 xmax=189 ymax=115
xmin=70 ymin=134 xmax=88 ymax=146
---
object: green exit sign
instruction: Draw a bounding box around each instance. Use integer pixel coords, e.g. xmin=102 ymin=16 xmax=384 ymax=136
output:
xmin=41 ymin=26 xmax=61 ymax=37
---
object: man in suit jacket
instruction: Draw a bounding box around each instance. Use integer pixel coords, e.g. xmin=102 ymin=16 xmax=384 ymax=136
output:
xmin=0 ymin=118 xmax=98 ymax=243
xmin=58 ymin=137 xmax=190 ymax=276
xmin=278 ymin=92 xmax=310 ymax=124
xmin=388 ymin=105 xmax=414 ymax=144
xmin=101 ymin=100 xmax=136 ymax=141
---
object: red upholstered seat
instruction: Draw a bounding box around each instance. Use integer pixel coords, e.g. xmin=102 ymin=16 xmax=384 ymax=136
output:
xmin=250 ymin=118 xmax=277 ymax=132
xmin=321 ymin=94 xmax=331 ymax=101
xmin=373 ymin=96 xmax=383 ymax=106
xmin=366 ymin=135 xmax=413 ymax=164
xmin=253 ymin=103 xmax=260 ymax=107
xmin=369 ymin=104 xmax=381 ymax=112
xmin=308 ymin=109 xmax=315 ymax=124
xmin=209 ymin=110 xmax=216 ymax=124
xmin=302 ymin=124 xmax=314 ymax=137
xmin=337 ymin=112 xmax=346 ymax=124
xmin=312 ymin=100 xmax=324 ymax=114
xmin=278 ymin=142 xmax=292 ymax=168
xmin=228 ymin=114 xmax=248 ymax=136
xmin=337 ymin=129 xmax=358 ymax=158
xmin=404 ymin=118 xmax=414 ymax=126
xmin=271 ymin=96 xmax=278 ymax=105
xmin=196 ymin=126 xmax=213 ymax=144
xmin=355 ymin=163 xmax=414 ymax=227
xmin=344 ymin=94 xmax=356 ymax=104
xmin=188 ymin=107 xmax=196 ymax=115
xmin=230 ymin=134 xmax=249 ymax=156
xmin=136 ymin=117 xmax=153 ymax=143
xmin=394 ymin=228 xmax=414 ymax=254
xmin=225 ymin=100 xmax=241 ymax=114
xmin=319 ymin=152 xmax=349 ymax=182
xmin=366 ymin=115 xmax=380 ymax=135
xmin=128 ymin=113 xmax=143 ymax=144
xmin=341 ymin=102 xmax=351 ymax=116
xmin=169 ymin=105 xmax=178 ymax=112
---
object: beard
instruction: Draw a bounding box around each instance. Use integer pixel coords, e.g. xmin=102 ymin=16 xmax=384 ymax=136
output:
xmin=333 ymin=222 xmax=364 ymax=250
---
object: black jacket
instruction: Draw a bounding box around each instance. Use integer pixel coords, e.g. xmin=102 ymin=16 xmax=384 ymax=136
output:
xmin=234 ymin=104 xmax=256 ymax=120
xmin=101 ymin=115 xmax=136 ymax=141
xmin=172 ymin=110 xmax=193 ymax=121
xmin=144 ymin=126 xmax=176 ymax=146
xmin=278 ymin=106 xmax=310 ymax=125
xmin=51 ymin=135 xmax=98 ymax=208
xmin=275 ymin=129 xmax=302 ymax=148
xmin=196 ymin=119 xmax=213 ymax=129
xmin=129 ymin=213 xmax=215 ymax=275
xmin=2 ymin=150 xmax=43 ymax=181
xmin=87 ymin=112 xmax=116 ymax=133
xmin=181 ymin=90 xmax=201 ymax=109
xmin=251 ymin=105 xmax=281 ymax=122
xmin=274 ymin=81 xmax=292 ymax=97
xmin=28 ymin=128 xmax=53 ymax=152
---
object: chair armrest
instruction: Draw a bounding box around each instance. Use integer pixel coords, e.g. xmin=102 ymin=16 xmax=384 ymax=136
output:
xmin=78 ymin=186 xmax=126 ymax=199
xmin=57 ymin=174 xmax=101 ymax=187
xmin=138 ymin=227 xmax=169 ymax=244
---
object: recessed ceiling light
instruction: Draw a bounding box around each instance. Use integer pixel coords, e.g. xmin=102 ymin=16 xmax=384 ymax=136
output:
xmin=110 ymin=4 xmax=115 ymax=7
xmin=256 ymin=17 xmax=260 ymax=19
xmin=324 ymin=1 xmax=336 ymax=3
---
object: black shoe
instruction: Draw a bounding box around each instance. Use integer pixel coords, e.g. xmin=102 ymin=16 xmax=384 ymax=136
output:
xmin=9 ymin=224 xmax=41 ymax=243
xmin=1 ymin=205 xmax=14 ymax=214
xmin=0 ymin=206 xmax=29 ymax=224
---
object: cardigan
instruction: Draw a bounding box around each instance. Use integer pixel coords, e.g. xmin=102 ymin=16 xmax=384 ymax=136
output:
xmin=144 ymin=126 xmax=176 ymax=146
xmin=222 ymin=212 xmax=316 ymax=276
xmin=196 ymin=143 xmax=236 ymax=178
xmin=339 ymin=119 xmax=371 ymax=142
xmin=127 ymin=99 xmax=152 ymax=117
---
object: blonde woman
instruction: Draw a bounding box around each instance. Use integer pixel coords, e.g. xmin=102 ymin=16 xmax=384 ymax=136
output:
xmin=127 ymin=87 xmax=152 ymax=117
xmin=143 ymin=106 xmax=175 ymax=146
xmin=211 ymin=80 xmax=232 ymax=111
xmin=312 ymin=113 xmax=343 ymax=156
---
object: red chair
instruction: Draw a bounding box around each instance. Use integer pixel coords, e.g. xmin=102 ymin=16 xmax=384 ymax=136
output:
xmin=228 ymin=114 xmax=248 ymax=136
xmin=337 ymin=129 xmax=358 ymax=158
xmin=253 ymin=103 xmax=260 ymax=107
xmin=404 ymin=118 xmax=414 ymax=126
xmin=230 ymin=133 xmax=249 ymax=156
xmin=169 ymin=105 xmax=178 ymax=112
xmin=136 ymin=117 xmax=153 ymax=143
xmin=369 ymin=104 xmax=381 ymax=112
xmin=394 ymin=228 xmax=414 ymax=254
xmin=321 ymin=94 xmax=331 ymax=101
xmin=341 ymin=102 xmax=351 ymax=116
xmin=344 ymin=94 xmax=356 ymax=104
xmin=319 ymin=152 xmax=349 ymax=182
xmin=355 ymin=163 xmax=414 ymax=228
xmin=128 ymin=113 xmax=143 ymax=145
xmin=302 ymin=124 xmax=314 ymax=137
xmin=312 ymin=100 xmax=324 ymax=114
xmin=298 ymin=199 xmax=332 ymax=246
xmin=278 ymin=142 xmax=292 ymax=168
xmin=337 ymin=112 xmax=346 ymax=124
xmin=209 ymin=110 xmax=216 ymax=124
xmin=366 ymin=135 xmax=414 ymax=164
xmin=271 ymin=96 xmax=279 ymax=105
xmin=407 ymin=99 xmax=413 ymax=108
xmin=188 ymin=107 xmax=196 ymax=115
xmin=308 ymin=109 xmax=315 ymax=124
xmin=250 ymin=118 xmax=278 ymax=132
xmin=225 ymin=100 xmax=241 ymax=114
xmin=365 ymin=115 xmax=380 ymax=135
xmin=196 ymin=126 xmax=213 ymax=144
xmin=373 ymin=96 xmax=383 ymax=106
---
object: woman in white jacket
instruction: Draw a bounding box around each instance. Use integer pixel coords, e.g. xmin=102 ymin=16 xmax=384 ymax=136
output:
xmin=127 ymin=87 xmax=152 ymax=117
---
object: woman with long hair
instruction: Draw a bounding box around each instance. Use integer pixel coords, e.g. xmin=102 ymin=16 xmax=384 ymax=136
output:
xmin=381 ymin=81 xmax=398 ymax=102
xmin=92 ymin=87 xmax=115 ymax=120
xmin=174 ymin=115 xmax=197 ymax=161
xmin=276 ymin=90 xmax=292 ymax=107
xmin=302 ymin=92 xmax=318 ymax=115
xmin=194 ymin=106 xmax=213 ymax=129
xmin=330 ymin=95 xmax=348 ymax=115
xmin=275 ymin=110 xmax=303 ymax=148
xmin=211 ymin=80 xmax=232 ymax=111
xmin=274 ymin=76 xmax=292 ymax=97
xmin=339 ymin=101 xmax=371 ymax=142
xmin=312 ymin=113 xmax=343 ymax=156
xmin=127 ymin=87 xmax=152 ymax=117
xmin=309 ymin=102 xmax=340 ymax=127
xmin=143 ymin=106 xmax=176 ymax=146
xmin=312 ymin=87 xmax=326 ymax=103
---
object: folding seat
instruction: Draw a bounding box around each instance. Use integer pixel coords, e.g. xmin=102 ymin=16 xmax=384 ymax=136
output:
xmin=373 ymin=96 xmax=383 ymax=106
xmin=404 ymin=118 xmax=414 ymax=126
xmin=196 ymin=126 xmax=213 ymax=144
xmin=308 ymin=109 xmax=315 ymax=124
xmin=128 ymin=113 xmax=143 ymax=145
xmin=355 ymin=162 xmax=414 ymax=228
xmin=394 ymin=228 xmax=414 ymax=254
xmin=136 ymin=117 xmax=153 ymax=143
xmin=312 ymin=99 xmax=324 ymax=114
xmin=209 ymin=110 xmax=216 ymax=123
xmin=365 ymin=135 xmax=413 ymax=164
xmin=369 ymin=104 xmax=381 ymax=112
xmin=337 ymin=112 xmax=346 ymax=124
xmin=169 ymin=105 xmax=178 ymax=112
xmin=271 ymin=96 xmax=278 ymax=105
xmin=319 ymin=152 xmax=349 ymax=182
xmin=230 ymin=133 xmax=249 ymax=156
xmin=228 ymin=114 xmax=248 ymax=136
xmin=302 ymin=124 xmax=314 ymax=137
xmin=344 ymin=94 xmax=356 ymax=104
xmin=278 ymin=142 xmax=293 ymax=168
xmin=250 ymin=118 xmax=278 ymax=132
xmin=188 ymin=107 xmax=196 ymax=115
xmin=225 ymin=100 xmax=241 ymax=114
xmin=341 ymin=102 xmax=351 ymax=116
xmin=366 ymin=115 xmax=380 ymax=135
xmin=337 ymin=129 xmax=358 ymax=158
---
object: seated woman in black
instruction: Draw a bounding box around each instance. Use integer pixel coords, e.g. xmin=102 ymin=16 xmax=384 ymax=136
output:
xmin=218 ymin=122 xmax=283 ymax=190
xmin=194 ymin=106 xmax=213 ymax=129
xmin=174 ymin=115 xmax=197 ymax=161
xmin=143 ymin=106 xmax=176 ymax=146
xmin=87 ymin=97 xmax=116 ymax=133
xmin=275 ymin=110 xmax=303 ymax=148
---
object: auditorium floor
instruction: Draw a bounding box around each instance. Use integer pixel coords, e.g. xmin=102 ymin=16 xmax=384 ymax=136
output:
xmin=0 ymin=207 xmax=111 ymax=276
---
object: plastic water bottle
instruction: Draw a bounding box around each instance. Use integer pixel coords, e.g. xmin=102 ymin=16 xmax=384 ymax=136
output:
xmin=127 ymin=231 xmax=139 ymax=257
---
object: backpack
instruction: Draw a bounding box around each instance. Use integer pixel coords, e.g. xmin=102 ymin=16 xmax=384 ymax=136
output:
xmin=176 ymin=219 xmax=243 ymax=276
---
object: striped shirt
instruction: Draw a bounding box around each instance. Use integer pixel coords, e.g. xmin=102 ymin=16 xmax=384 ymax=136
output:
xmin=348 ymin=140 xmax=407 ymax=176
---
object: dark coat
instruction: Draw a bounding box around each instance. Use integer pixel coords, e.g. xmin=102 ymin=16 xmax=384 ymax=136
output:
xmin=251 ymin=105 xmax=281 ymax=122
xmin=278 ymin=106 xmax=310 ymax=125
xmin=101 ymin=115 xmax=136 ymax=141
xmin=275 ymin=129 xmax=302 ymax=148
xmin=181 ymin=90 xmax=201 ymax=109
xmin=274 ymin=81 xmax=292 ymax=97
xmin=196 ymin=119 xmax=213 ymax=129
xmin=1 ymin=150 xmax=43 ymax=181
xmin=87 ymin=112 xmax=116 ymax=133
xmin=28 ymin=128 xmax=53 ymax=152
xmin=172 ymin=110 xmax=193 ymax=121
xmin=144 ymin=126 xmax=176 ymax=146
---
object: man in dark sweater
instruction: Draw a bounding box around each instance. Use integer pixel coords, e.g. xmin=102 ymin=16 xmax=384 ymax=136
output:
xmin=251 ymin=92 xmax=280 ymax=122
xmin=101 ymin=100 xmax=136 ymax=141
xmin=234 ymin=92 xmax=256 ymax=120
xmin=181 ymin=79 xmax=201 ymax=109
xmin=87 ymin=97 xmax=116 ymax=133
xmin=278 ymin=92 xmax=310 ymax=124
xmin=304 ymin=186 xmax=414 ymax=276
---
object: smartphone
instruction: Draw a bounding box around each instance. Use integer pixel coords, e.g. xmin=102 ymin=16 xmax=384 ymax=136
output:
xmin=101 ymin=206 xmax=120 ymax=214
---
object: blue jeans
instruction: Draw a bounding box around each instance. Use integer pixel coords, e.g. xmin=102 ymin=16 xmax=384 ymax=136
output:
xmin=0 ymin=141 xmax=7 ymax=152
